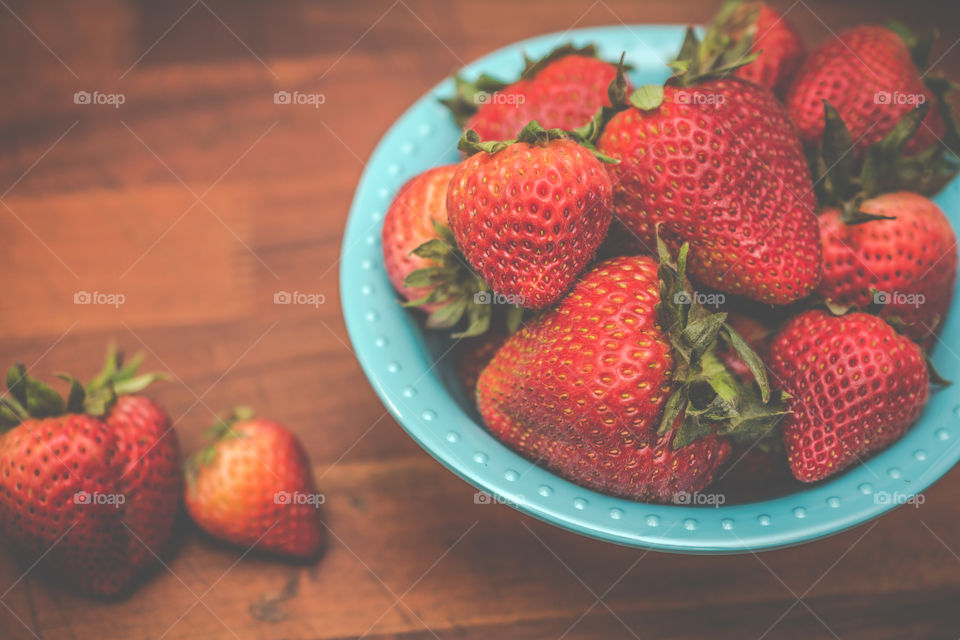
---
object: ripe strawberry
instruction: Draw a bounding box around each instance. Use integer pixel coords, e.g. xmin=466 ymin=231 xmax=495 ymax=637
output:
xmin=820 ymin=192 xmax=957 ymax=346
xmin=597 ymin=29 xmax=821 ymax=304
xmin=0 ymin=347 xmax=179 ymax=598
xmin=785 ymin=24 xmax=946 ymax=155
xmin=476 ymin=246 xmax=784 ymax=502
xmin=708 ymin=1 xmax=805 ymax=94
xmin=448 ymin=122 xmax=614 ymax=309
xmin=444 ymin=44 xmax=624 ymax=141
xmin=768 ymin=311 xmax=930 ymax=482
xmin=185 ymin=409 xmax=322 ymax=559
xmin=381 ymin=164 xmax=458 ymax=311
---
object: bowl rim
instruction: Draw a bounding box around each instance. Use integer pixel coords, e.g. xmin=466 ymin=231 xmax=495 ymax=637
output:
xmin=340 ymin=23 xmax=960 ymax=553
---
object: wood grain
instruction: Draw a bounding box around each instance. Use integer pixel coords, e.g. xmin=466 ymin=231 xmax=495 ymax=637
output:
xmin=1 ymin=1 xmax=960 ymax=638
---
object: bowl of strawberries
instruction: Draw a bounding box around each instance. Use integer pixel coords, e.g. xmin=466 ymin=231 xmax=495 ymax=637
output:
xmin=341 ymin=4 xmax=960 ymax=552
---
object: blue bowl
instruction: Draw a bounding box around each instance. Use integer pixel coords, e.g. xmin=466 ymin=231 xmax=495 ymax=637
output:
xmin=340 ymin=25 xmax=960 ymax=552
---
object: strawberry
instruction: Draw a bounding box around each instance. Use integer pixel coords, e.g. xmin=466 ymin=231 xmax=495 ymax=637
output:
xmin=820 ymin=192 xmax=957 ymax=346
xmin=0 ymin=347 xmax=179 ymax=598
xmin=443 ymin=44 xmax=624 ymax=141
xmin=185 ymin=408 xmax=322 ymax=559
xmin=382 ymin=164 xmax=458 ymax=311
xmin=707 ymin=1 xmax=805 ymax=94
xmin=785 ymin=24 xmax=951 ymax=156
xmin=448 ymin=122 xmax=614 ymax=310
xmin=768 ymin=311 xmax=930 ymax=482
xmin=809 ymin=103 xmax=958 ymax=346
xmin=381 ymin=164 xmax=512 ymax=337
xmin=476 ymin=243 xmax=786 ymax=502
xmin=597 ymin=29 xmax=822 ymax=304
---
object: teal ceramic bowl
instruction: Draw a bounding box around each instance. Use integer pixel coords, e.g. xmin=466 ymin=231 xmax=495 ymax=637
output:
xmin=340 ymin=25 xmax=960 ymax=552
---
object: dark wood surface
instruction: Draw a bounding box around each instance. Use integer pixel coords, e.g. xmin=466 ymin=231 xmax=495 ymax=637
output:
xmin=2 ymin=1 xmax=960 ymax=638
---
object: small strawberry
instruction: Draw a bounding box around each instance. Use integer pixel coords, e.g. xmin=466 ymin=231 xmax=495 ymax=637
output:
xmin=810 ymin=103 xmax=959 ymax=346
xmin=477 ymin=242 xmax=786 ymax=502
xmin=0 ymin=347 xmax=179 ymax=598
xmin=597 ymin=29 xmax=822 ymax=304
xmin=381 ymin=164 xmax=512 ymax=337
xmin=820 ymin=193 xmax=957 ymax=346
xmin=448 ymin=121 xmax=614 ymax=310
xmin=785 ymin=23 xmax=954 ymax=156
xmin=185 ymin=408 xmax=323 ymax=559
xmin=707 ymin=1 xmax=805 ymax=94
xmin=443 ymin=44 xmax=625 ymax=141
xmin=768 ymin=311 xmax=931 ymax=482
xmin=382 ymin=164 xmax=458 ymax=311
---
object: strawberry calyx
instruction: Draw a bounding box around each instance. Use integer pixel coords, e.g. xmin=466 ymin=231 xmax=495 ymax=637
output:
xmin=439 ymin=43 xmax=612 ymax=127
xmin=458 ymin=119 xmax=618 ymax=164
xmin=666 ymin=24 xmax=759 ymax=89
xmin=404 ymin=219 xmax=524 ymax=338
xmin=185 ymin=406 xmax=253 ymax=489
xmin=812 ymin=100 xmax=960 ymax=222
xmin=0 ymin=345 xmax=168 ymax=431
xmin=654 ymin=234 xmax=789 ymax=449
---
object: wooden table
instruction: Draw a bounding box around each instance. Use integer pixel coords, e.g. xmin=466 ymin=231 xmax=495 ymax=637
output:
xmin=2 ymin=1 xmax=959 ymax=638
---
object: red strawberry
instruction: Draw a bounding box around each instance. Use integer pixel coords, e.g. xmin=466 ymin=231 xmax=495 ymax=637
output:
xmin=597 ymin=31 xmax=821 ymax=304
xmin=448 ymin=123 xmax=614 ymax=309
xmin=785 ymin=25 xmax=945 ymax=155
xmin=382 ymin=164 xmax=458 ymax=311
xmin=476 ymin=248 xmax=784 ymax=502
xmin=768 ymin=311 xmax=930 ymax=482
xmin=185 ymin=409 xmax=323 ymax=559
xmin=820 ymin=192 xmax=957 ymax=346
xmin=445 ymin=45 xmax=625 ymax=141
xmin=0 ymin=347 xmax=179 ymax=598
xmin=708 ymin=1 xmax=806 ymax=94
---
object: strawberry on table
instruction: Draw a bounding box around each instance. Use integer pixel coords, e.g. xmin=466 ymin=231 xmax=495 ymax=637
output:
xmin=768 ymin=311 xmax=931 ymax=482
xmin=448 ymin=121 xmax=614 ymax=310
xmin=184 ymin=408 xmax=323 ymax=559
xmin=0 ymin=346 xmax=179 ymax=598
xmin=477 ymin=240 xmax=787 ymax=502
xmin=597 ymin=28 xmax=822 ymax=305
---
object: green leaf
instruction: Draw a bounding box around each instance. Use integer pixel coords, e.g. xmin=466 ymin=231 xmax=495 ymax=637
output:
xmin=628 ymin=85 xmax=664 ymax=111
xmin=57 ymin=374 xmax=86 ymax=413
xmin=6 ymin=364 xmax=28 ymax=408
xmin=0 ymin=399 xmax=24 ymax=430
xmin=657 ymin=383 xmax=688 ymax=435
xmin=816 ymin=101 xmax=856 ymax=205
xmin=505 ymin=305 xmax=525 ymax=334
xmin=112 ymin=372 xmax=170 ymax=396
xmin=426 ymin=298 xmax=469 ymax=329
xmin=861 ymin=102 xmax=930 ymax=198
xmin=681 ymin=313 xmax=727 ymax=363
xmin=410 ymin=238 xmax=453 ymax=262
xmin=720 ymin=323 xmax=771 ymax=402
xmin=720 ymin=386 xmax=791 ymax=444
xmin=23 ymin=375 xmax=64 ymax=418
xmin=672 ymin=413 xmax=719 ymax=450
xmin=458 ymin=129 xmax=512 ymax=156
xmin=453 ymin=299 xmax=492 ymax=338
xmin=403 ymin=265 xmax=457 ymax=289
xmin=926 ymin=355 xmax=951 ymax=386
